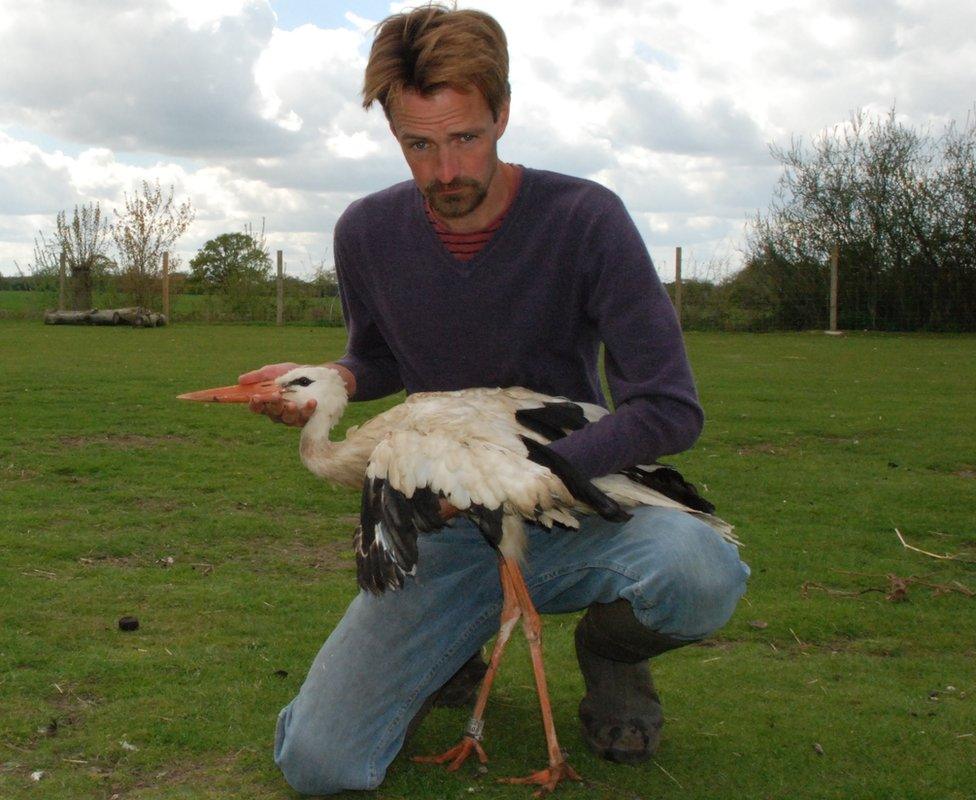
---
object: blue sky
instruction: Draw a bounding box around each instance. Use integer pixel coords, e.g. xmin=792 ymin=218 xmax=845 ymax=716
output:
xmin=269 ymin=0 xmax=390 ymax=30
xmin=1 ymin=0 xmax=974 ymax=279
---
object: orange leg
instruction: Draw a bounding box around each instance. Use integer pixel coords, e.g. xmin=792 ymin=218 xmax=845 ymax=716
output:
xmin=496 ymin=557 xmax=581 ymax=796
xmin=412 ymin=558 xmax=522 ymax=770
xmin=414 ymin=555 xmax=581 ymax=795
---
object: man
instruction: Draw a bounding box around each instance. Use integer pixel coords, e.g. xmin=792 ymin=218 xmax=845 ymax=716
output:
xmin=247 ymin=5 xmax=748 ymax=794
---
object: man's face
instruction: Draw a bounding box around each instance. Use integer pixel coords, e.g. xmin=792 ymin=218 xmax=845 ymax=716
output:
xmin=388 ymin=86 xmax=510 ymax=222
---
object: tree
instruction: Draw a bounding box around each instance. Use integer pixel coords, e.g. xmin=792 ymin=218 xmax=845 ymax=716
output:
xmin=31 ymin=203 xmax=113 ymax=308
xmin=746 ymin=108 xmax=976 ymax=331
xmin=189 ymin=232 xmax=271 ymax=290
xmin=112 ymin=180 xmax=194 ymax=307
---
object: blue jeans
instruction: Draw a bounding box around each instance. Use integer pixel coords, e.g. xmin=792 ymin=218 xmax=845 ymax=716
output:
xmin=274 ymin=507 xmax=749 ymax=794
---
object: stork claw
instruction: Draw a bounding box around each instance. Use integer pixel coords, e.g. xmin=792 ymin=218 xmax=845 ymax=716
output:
xmin=412 ymin=736 xmax=488 ymax=772
xmin=498 ymin=760 xmax=582 ymax=797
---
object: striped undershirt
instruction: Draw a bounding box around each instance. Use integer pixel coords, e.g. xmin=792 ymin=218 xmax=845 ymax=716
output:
xmin=424 ymin=165 xmax=523 ymax=262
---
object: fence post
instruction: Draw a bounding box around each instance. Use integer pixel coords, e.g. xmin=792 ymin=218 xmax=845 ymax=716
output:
xmin=276 ymin=250 xmax=284 ymax=326
xmin=58 ymin=251 xmax=67 ymax=311
xmin=829 ymin=243 xmax=839 ymax=332
xmin=674 ymin=246 xmax=683 ymax=327
xmin=162 ymin=251 xmax=170 ymax=320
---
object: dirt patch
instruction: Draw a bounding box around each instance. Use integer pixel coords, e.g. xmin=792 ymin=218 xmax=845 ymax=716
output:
xmin=132 ymin=497 xmax=181 ymax=513
xmin=58 ymin=433 xmax=190 ymax=449
xmin=255 ymin=537 xmax=356 ymax=573
xmin=78 ymin=553 xmax=147 ymax=568
xmin=50 ymin=681 xmax=101 ymax=715
xmin=736 ymin=441 xmax=797 ymax=456
xmin=952 ymin=468 xmax=975 ymax=479
xmin=108 ymin=752 xmax=245 ymax=798
xmin=290 ymin=538 xmax=355 ymax=572
xmin=0 ymin=463 xmax=38 ymax=482
xmin=817 ymin=435 xmax=862 ymax=445
xmin=693 ymin=639 xmax=737 ymax=652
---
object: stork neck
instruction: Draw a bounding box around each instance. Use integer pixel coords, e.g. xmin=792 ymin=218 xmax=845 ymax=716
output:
xmin=298 ymin=418 xmax=374 ymax=489
xmin=302 ymin=404 xmax=341 ymax=445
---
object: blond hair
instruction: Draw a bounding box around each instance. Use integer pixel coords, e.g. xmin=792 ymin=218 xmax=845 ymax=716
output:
xmin=362 ymin=4 xmax=510 ymax=120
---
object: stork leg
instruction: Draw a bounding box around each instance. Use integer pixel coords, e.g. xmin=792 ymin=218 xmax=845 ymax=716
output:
xmin=412 ymin=557 xmax=522 ymax=770
xmin=413 ymin=555 xmax=581 ymax=795
xmin=496 ymin=557 xmax=581 ymax=796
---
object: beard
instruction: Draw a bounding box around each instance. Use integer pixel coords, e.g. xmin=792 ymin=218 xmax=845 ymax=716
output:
xmin=424 ymin=177 xmax=489 ymax=219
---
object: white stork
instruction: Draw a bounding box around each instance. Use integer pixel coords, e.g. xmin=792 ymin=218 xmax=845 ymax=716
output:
xmin=180 ymin=366 xmax=736 ymax=794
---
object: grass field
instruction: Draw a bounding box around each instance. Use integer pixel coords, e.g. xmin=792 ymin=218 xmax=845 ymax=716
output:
xmin=1 ymin=320 xmax=974 ymax=800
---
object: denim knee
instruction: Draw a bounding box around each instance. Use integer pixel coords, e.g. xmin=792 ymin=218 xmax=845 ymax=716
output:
xmin=624 ymin=510 xmax=749 ymax=640
xmin=275 ymin=703 xmax=384 ymax=795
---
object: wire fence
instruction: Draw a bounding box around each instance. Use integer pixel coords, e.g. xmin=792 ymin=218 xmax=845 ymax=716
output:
xmin=5 ymin=244 xmax=974 ymax=332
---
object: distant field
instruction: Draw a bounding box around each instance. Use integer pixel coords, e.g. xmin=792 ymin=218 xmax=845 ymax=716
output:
xmin=1 ymin=320 xmax=973 ymax=799
xmin=0 ymin=289 xmax=213 ymax=318
xmin=0 ymin=290 xmax=343 ymax=324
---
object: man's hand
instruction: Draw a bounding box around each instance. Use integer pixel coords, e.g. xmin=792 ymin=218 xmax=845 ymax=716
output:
xmin=238 ymin=362 xmax=315 ymax=428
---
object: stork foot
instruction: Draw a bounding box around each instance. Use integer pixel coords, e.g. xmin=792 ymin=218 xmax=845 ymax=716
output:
xmin=412 ymin=736 xmax=488 ymax=772
xmin=498 ymin=760 xmax=582 ymax=797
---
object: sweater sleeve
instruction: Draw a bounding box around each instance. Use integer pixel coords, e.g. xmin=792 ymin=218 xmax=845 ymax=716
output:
xmin=547 ymin=194 xmax=704 ymax=478
xmin=332 ymin=219 xmax=404 ymax=401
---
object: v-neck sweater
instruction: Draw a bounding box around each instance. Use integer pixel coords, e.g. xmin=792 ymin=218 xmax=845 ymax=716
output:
xmin=333 ymin=167 xmax=703 ymax=478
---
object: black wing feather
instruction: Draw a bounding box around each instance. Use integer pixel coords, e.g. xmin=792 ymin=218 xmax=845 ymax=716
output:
xmin=355 ymin=478 xmax=460 ymax=595
xmin=515 ymin=401 xmax=589 ymax=442
xmin=519 ymin=435 xmax=631 ymax=523
xmin=408 ymin=486 xmax=445 ymax=532
xmin=355 ymin=476 xmax=412 ymax=594
xmin=621 ymin=465 xmax=716 ymax=514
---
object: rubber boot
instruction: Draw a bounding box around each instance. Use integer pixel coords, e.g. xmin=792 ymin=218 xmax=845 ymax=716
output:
xmin=404 ymin=651 xmax=488 ymax=742
xmin=575 ymin=599 xmax=691 ymax=763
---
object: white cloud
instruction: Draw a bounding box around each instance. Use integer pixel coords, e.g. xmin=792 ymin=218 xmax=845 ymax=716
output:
xmin=167 ymin=0 xmax=257 ymax=30
xmin=1 ymin=0 xmax=975 ymax=279
xmin=0 ymin=0 xmax=286 ymax=157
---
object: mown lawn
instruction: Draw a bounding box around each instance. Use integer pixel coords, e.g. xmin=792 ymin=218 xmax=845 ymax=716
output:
xmin=0 ymin=320 xmax=973 ymax=799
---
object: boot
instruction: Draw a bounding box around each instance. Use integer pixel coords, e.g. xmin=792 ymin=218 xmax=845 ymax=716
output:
xmin=575 ymin=599 xmax=691 ymax=763
xmin=404 ymin=651 xmax=488 ymax=742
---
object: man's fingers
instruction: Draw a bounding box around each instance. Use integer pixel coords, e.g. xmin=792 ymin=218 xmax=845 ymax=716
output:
xmin=244 ymin=381 xmax=313 ymax=428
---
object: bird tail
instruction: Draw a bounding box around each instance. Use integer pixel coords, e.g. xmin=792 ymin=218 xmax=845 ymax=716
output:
xmin=593 ymin=473 xmax=741 ymax=547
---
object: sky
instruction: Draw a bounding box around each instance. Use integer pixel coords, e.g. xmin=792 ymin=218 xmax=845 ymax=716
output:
xmin=1 ymin=0 xmax=973 ymax=281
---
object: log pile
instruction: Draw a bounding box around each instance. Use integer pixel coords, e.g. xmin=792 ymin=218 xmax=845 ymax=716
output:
xmin=43 ymin=307 xmax=167 ymax=327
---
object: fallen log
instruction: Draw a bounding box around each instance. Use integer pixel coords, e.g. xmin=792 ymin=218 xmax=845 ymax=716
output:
xmin=43 ymin=307 xmax=167 ymax=326
xmin=89 ymin=309 xmax=121 ymax=325
xmin=44 ymin=310 xmax=92 ymax=325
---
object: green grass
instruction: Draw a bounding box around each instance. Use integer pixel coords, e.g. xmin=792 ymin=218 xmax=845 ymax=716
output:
xmin=1 ymin=321 xmax=974 ymax=799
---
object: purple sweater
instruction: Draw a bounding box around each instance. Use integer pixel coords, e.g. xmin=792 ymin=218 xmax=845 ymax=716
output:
xmin=334 ymin=167 xmax=703 ymax=479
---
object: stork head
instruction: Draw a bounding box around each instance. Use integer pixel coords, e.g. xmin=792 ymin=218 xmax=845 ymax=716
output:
xmin=275 ymin=366 xmax=349 ymax=432
xmin=178 ymin=365 xmax=349 ymax=432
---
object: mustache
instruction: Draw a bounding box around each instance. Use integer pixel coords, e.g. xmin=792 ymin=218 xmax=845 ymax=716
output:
xmin=427 ymin=178 xmax=481 ymax=193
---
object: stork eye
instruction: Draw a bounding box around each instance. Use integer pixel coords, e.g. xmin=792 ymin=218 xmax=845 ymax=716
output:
xmin=288 ymin=376 xmax=314 ymax=387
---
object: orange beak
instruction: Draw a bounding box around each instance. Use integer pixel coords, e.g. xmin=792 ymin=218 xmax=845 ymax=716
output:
xmin=177 ymin=380 xmax=281 ymax=404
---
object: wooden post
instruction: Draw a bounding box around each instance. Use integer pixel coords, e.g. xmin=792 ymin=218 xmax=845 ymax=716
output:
xmin=162 ymin=252 xmax=170 ymax=320
xmin=829 ymin=243 xmax=839 ymax=332
xmin=276 ymin=250 xmax=284 ymax=326
xmin=58 ymin=251 xmax=66 ymax=311
xmin=674 ymin=246 xmax=683 ymax=327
